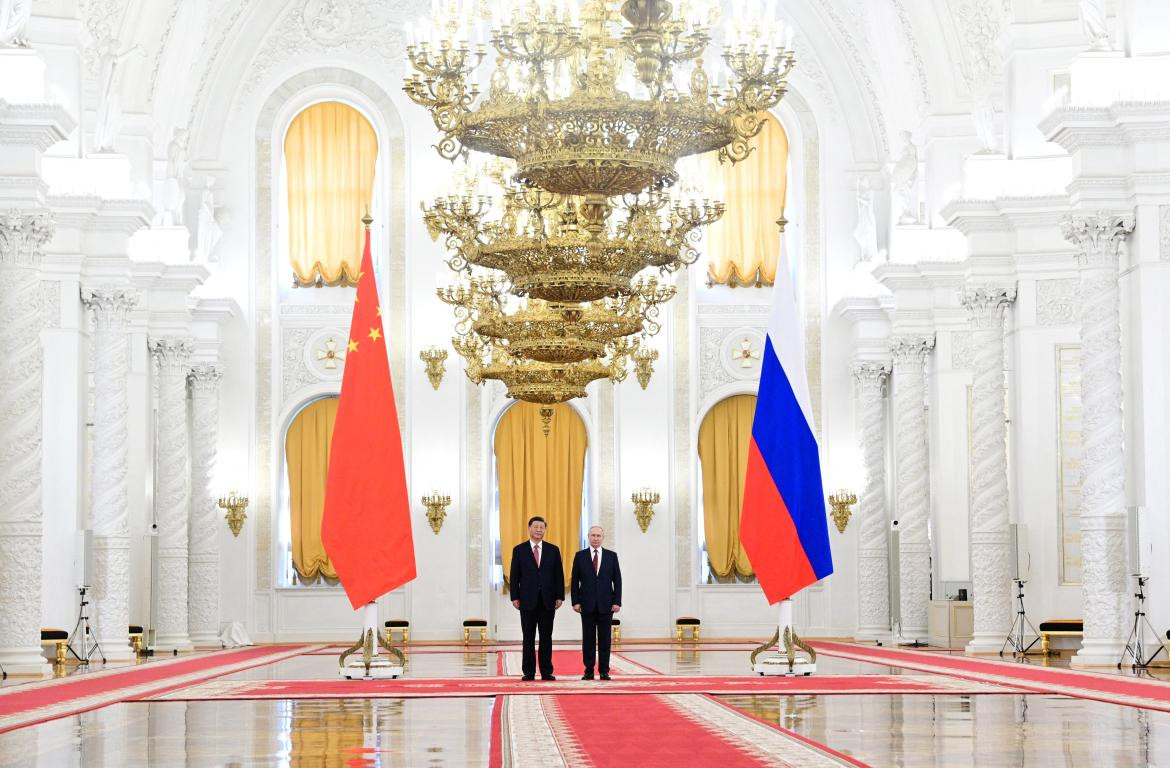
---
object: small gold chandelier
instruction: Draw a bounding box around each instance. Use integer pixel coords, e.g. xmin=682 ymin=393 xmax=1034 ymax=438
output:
xmin=406 ymin=0 xmax=795 ymax=403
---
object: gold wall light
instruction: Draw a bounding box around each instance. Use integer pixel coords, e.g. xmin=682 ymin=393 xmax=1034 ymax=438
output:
xmin=421 ymin=491 xmax=451 ymax=534
xmin=420 ymin=346 xmax=448 ymax=389
xmin=828 ymin=490 xmax=857 ymax=534
xmin=217 ymin=491 xmax=249 ymax=537
xmin=631 ymin=488 xmax=660 ymax=533
xmin=632 ymin=346 xmax=658 ymax=390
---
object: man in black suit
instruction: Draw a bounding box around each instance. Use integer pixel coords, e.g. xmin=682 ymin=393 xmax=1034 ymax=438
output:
xmin=509 ymin=516 xmax=564 ymax=680
xmin=571 ymin=525 xmax=622 ymax=680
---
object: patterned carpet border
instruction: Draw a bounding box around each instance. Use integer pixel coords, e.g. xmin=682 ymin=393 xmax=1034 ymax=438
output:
xmin=138 ymin=673 xmax=1020 ymax=701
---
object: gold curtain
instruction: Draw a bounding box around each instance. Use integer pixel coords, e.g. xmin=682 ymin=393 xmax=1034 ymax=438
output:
xmin=702 ymin=113 xmax=789 ymax=287
xmin=286 ymin=396 xmax=340 ymax=583
xmin=698 ymin=394 xmax=757 ymax=580
xmin=285 ymin=101 xmax=378 ymax=287
xmin=495 ymin=402 xmax=587 ymax=589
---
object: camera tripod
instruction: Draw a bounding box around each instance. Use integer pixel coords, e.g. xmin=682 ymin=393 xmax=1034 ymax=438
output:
xmin=1121 ymin=575 xmax=1167 ymax=669
xmin=67 ymin=586 xmax=106 ymax=665
xmin=1001 ymin=579 xmax=1039 ymax=656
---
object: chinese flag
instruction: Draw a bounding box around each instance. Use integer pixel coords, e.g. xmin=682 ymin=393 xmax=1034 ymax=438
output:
xmin=322 ymin=228 xmax=416 ymax=608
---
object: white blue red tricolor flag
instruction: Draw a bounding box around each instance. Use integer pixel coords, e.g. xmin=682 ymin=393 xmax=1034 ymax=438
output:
xmin=739 ymin=252 xmax=833 ymax=604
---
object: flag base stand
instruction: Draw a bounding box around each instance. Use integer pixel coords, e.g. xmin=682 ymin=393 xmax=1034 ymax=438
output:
xmin=750 ymin=599 xmax=817 ymax=676
xmin=338 ymin=603 xmax=404 ymax=680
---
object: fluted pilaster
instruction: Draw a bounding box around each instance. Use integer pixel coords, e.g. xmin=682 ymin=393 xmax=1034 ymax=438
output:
xmin=187 ymin=363 xmax=222 ymax=647
xmin=1061 ymin=212 xmax=1134 ymax=666
xmin=890 ymin=334 xmax=935 ymax=640
xmin=961 ymin=284 xmax=1017 ymax=654
xmin=151 ymin=337 xmax=195 ymax=652
xmin=0 ymin=210 xmax=53 ymax=675
xmin=82 ymin=286 xmax=139 ymax=661
xmin=853 ymin=360 xmax=892 ymax=641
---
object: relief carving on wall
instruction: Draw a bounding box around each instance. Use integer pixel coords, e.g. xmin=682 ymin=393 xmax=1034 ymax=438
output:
xmin=1035 ymin=278 xmax=1079 ymax=327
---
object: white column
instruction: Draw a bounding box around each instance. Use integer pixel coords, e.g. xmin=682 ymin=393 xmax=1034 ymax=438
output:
xmin=1061 ymin=213 xmax=1135 ymax=666
xmin=852 ymin=360 xmax=892 ymax=642
xmin=82 ymin=286 xmax=139 ymax=661
xmin=961 ymin=285 xmax=1017 ymax=654
xmin=0 ymin=210 xmax=53 ymax=675
xmin=187 ymin=363 xmax=222 ymax=648
xmin=151 ymin=337 xmax=195 ymax=652
xmin=890 ymin=334 xmax=935 ymax=641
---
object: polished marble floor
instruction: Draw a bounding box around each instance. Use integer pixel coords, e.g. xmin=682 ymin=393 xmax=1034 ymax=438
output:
xmin=3 ymin=644 xmax=1169 ymax=766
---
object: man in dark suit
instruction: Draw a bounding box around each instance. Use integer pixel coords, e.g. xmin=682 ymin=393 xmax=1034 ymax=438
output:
xmin=571 ymin=525 xmax=622 ymax=680
xmin=509 ymin=516 xmax=564 ymax=680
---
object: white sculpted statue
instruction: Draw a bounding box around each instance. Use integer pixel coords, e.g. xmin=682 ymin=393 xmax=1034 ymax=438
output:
xmin=1079 ymin=0 xmax=1113 ymax=51
xmin=890 ymin=131 xmax=920 ymax=225
xmin=971 ymin=79 xmax=1000 ymax=154
xmin=92 ymin=36 xmax=144 ymax=152
xmin=156 ymin=128 xmax=189 ymax=226
xmin=195 ymin=176 xmax=223 ymax=263
xmin=0 ymin=0 xmax=31 ymax=47
xmin=852 ymin=177 xmax=880 ymax=264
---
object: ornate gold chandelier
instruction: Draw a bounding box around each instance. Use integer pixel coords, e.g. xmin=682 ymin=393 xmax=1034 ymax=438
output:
xmin=405 ymin=0 xmax=795 ymax=403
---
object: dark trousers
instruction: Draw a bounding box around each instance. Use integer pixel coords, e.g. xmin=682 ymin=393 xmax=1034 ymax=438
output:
xmin=581 ymin=611 xmax=613 ymax=675
xmin=519 ymin=597 xmax=555 ymax=678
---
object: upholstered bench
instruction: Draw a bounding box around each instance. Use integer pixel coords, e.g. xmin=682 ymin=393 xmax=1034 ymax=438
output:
xmin=40 ymin=628 xmax=69 ymax=664
xmin=463 ymin=618 xmax=488 ymax=643
xmin=384 ymin=619 xmax=410 ymax=645
xmin=1039 ymin=619 xmax=1083 ymax=655
xmin=128 ymin=625 xmax=144 ymax=655
xmin=611 ymin=617 xmax=621 ymax=642
xmin=675 ymin=616 xmax=700 ymax=641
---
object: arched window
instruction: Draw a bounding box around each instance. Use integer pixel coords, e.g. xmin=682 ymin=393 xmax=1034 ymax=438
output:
xmin=701 ymin=113 xmax=789 ymax=287
xmin=284 ymin=101 xmax=378 ymax=287
xmin=492 ymin=402 xmax=589 ymax=589
xmin=697 ymin=394 xmax=758 ymax=583
xmin=281 ymin=396 xmax=339 ymax=586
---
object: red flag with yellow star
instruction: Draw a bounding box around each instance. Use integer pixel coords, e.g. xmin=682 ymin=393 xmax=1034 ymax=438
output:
xmin=322 ymin=228 xmax=416 ymax=608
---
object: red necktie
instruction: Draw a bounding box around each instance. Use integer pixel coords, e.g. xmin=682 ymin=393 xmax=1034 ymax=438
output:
xmin=534 ymin=543 xmax=541 ymax=568
xmin=593 ymin=550 xmax=599 ymax=575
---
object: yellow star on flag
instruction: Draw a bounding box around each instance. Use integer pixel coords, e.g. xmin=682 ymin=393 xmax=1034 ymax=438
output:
xmin=368 ymin=327 xmax=382 ymax=342
xmin=348 ymin=339 xmax=359 ymax=353
xmin=376 ymin=305 xmax=383 ymax=317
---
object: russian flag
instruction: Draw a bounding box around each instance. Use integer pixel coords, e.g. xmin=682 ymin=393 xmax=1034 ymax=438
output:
xmin=739 ymin=252 xmax=833 ymax=604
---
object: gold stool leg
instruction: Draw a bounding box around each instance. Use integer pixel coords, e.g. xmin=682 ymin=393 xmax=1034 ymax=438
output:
xmin=1041 ymin=633 xmax=1050 ymax=656
xmin=676 ymin=626 xmax=682 ymax=642
xmin=695 ymin=627 xmax=700 ymax=641
xmin=403 ymin=628 xmax=410 ymax=644
xmin=463 ymin=627 xmax=469 ymax=643
xmin=479 ymin=627 xmax=487 ymax=642
xmin=55 ymin=640 xmax=66 ymax=665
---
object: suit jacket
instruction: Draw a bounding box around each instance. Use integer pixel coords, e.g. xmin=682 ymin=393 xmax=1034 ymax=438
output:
xmin=509 ymin=540 xmax=564 ymax=610
xmin=570 ymin=547 xmax=622 ymax=614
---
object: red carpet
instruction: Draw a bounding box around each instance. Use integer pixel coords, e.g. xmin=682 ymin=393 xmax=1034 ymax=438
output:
xmin=0 ymin=644 xmax=311 ymax=734
xmin=493 ymin=693 xmax=869 ymax=767
xmin=814 ymin=641 xmax=1170 ymax=712
xmin=141 ymin=672 xmax=1016 ymax=701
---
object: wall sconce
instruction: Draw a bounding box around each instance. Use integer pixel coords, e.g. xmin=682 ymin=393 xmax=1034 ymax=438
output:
xmin=631 ymin=488 xmax=660 ymax=533
xmin=421 ymin=491 xmax=451 ymax=534
xmin=419 ymin=346 xmax=448 ymax=390
xmin=632 ymin=346 xmax=658 ymax=390
xmin=217 ymin=491 xmax=249 ymax=537
xmin=828 ymin=490 xmax=857 ymax=534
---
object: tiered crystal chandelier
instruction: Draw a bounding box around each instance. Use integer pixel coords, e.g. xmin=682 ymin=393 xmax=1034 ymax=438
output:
xmin=405 ymin=0 xmax=795 ymax=403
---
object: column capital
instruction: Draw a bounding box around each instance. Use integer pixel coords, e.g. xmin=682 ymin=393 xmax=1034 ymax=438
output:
xmin=187 ymin=363 xmax=223 ymax=393
xmin=851 ymin=360 xmax=891 ymax=395
xmin=82 ymin=286 xmax=138 ymax=329
xmin=1060 ymin=212 xmax=1135 ymax=268
xmin=889 ymin=334 xmax=935 ymax=364
xmin=0 ymin=210 xmax=53 ymax=267
xmin=961 ymin=284 xmax=1017 ymax=328
xmin=149 ymin=337 xmax=194 ymax=374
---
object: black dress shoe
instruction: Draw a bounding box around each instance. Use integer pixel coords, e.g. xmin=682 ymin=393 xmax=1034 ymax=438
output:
xmin=581 ymin=673 xmax=594 ymax=680
xmin=521 ymin=675 xmax=535 ymax=681
xmin=599 ymin=673 xmax=611 ymax=680
xmin=542 ymin=675 xmax=556 ymax=681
